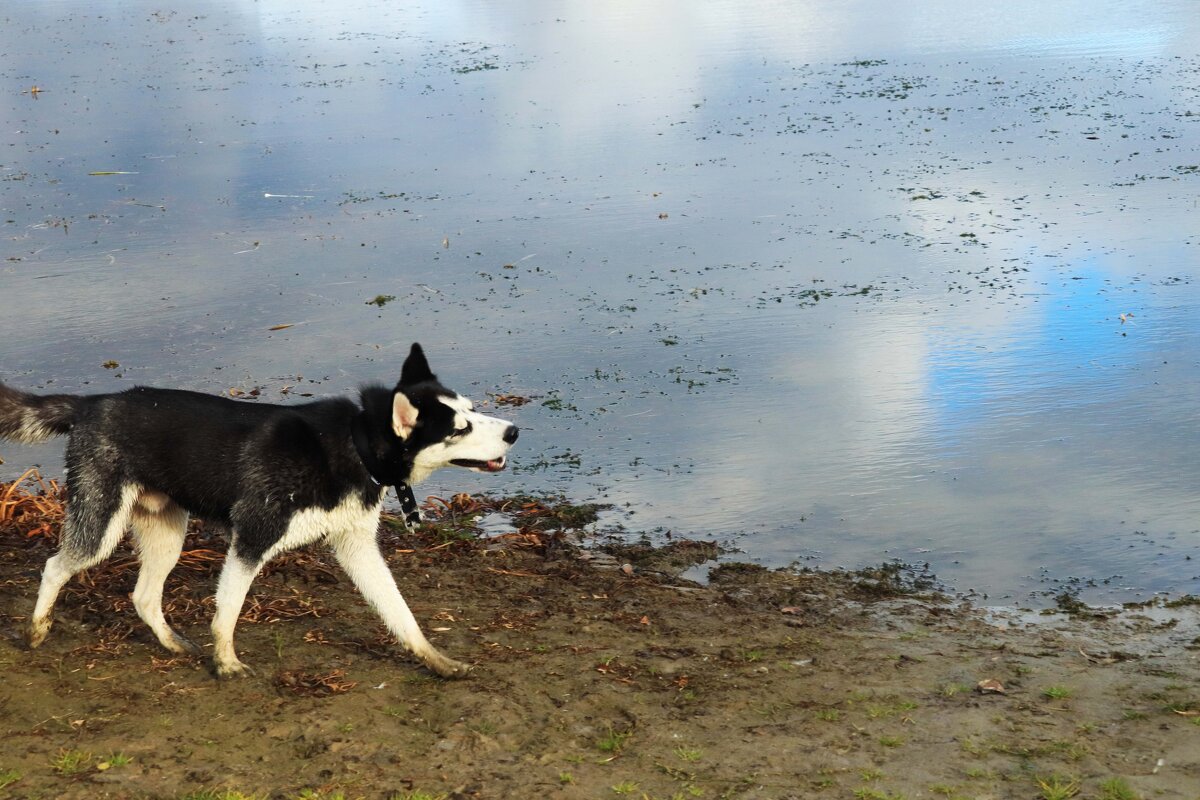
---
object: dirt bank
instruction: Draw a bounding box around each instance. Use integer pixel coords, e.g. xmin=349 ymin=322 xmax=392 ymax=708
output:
xmin=1 ymin=477 xmax=1198 ymax=799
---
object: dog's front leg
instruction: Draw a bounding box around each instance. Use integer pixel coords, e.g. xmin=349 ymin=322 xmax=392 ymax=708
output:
xmin=329 ymin=530 xmax=471 ymax=678
xmin=210 ymin=550 xmax=261 ymax=678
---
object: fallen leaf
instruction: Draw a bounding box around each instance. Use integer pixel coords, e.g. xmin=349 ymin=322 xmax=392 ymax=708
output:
xmin=976 ymin=678 xmax=1006 ymax=694
xmin=491 ymin=393 xmax=533 ymax=407
xmin=268 ymin=323 xmax=294 ymax=331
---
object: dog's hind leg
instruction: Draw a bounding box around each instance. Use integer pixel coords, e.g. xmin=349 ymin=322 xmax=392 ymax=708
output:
xmin=329 ymin=528 xmax=471 ymax=678
xmin=130 ymin=495 xmax=200 ymax=655
xmin=28 ymin=483 xmax=140 ymax=648
xmin=210 ymin=547 xmax=262 ymax=678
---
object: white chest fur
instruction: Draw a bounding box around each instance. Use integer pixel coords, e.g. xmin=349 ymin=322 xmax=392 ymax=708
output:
xmin=261 ymin=494 xmax=382 ymax=562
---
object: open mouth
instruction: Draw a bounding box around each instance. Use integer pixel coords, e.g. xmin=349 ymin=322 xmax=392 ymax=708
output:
xmin=451 ymin=456 xmax=507 ymax=473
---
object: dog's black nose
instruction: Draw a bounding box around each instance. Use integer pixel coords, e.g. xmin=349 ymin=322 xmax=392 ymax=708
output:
xmin=503 ymin=424 xmax=519 ymax=444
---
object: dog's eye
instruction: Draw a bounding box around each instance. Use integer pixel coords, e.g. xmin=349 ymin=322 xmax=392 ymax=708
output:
xmin=453 ymin=422 xmax=473 ymax=437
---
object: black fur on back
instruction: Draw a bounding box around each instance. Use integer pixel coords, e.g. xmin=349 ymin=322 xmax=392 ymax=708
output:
xmin=0 ymin=343 xmax=478 ymax=565
xmin=57 ymin=387 xmax=386 ymax=562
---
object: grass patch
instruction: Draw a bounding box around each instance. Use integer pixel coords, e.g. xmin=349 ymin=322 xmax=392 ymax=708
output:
xmin=97 ymin=752 xmax=133 ymax=770
xmin=854 ymin=789 xmax=907 ymax=800
xmin=50 ymin=749 xmax=92 ymax=776
xmin=596 ymin=728 xmax=632 ymax=754
xmin=0 ymin=769 xmax=20 ymax=790
xmin=1098 ymin=777 xmax=1139 ymax=800
xmin=1034 ymin=775 xmax=1080 ymax=800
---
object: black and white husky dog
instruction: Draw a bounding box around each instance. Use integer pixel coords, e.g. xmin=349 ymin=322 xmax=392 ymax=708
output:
xmin=0 ymin=343 xmax=517 ymax=678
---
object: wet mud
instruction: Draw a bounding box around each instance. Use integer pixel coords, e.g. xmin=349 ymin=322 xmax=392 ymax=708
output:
xmin=2 ymin=480 xmax=1198 ymax=799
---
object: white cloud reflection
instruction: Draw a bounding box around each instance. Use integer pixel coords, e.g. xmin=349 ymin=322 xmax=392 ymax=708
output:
xmin=2 ymin=0 xmax=1199 ymax=603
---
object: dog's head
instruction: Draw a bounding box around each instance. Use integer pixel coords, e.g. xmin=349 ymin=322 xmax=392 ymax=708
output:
xmin=390 ymin=343 xmax=519 ymax=485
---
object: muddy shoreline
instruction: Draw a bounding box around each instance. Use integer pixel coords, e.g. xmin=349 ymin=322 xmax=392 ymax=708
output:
xmin=1 ymin=479 xmax=1199 ymax=799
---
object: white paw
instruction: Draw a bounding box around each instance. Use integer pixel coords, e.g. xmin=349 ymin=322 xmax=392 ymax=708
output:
xmin=165 ymin=632 xmax=203 ymax=656
xmin=213 ymin=657 xmax=257 ymax=679
xmin=26 ymin=617 xmax=52 ymax=649
xmin=424 ymin=652 xmax=472 ymax=679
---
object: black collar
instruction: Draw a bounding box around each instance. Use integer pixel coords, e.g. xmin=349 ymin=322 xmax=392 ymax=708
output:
xmin=352 ymin=413 xmax=404 ymax=487
xmin=351 ymin=414 xmax=422 ymax=527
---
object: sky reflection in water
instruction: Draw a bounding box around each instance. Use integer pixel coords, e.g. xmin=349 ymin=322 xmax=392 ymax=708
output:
xmin=2 ymin=0 xmax=1198 ymax=605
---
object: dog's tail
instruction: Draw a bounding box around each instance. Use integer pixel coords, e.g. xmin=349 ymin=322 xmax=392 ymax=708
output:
xmin=0 ymin=383 xmax=81 ymax=444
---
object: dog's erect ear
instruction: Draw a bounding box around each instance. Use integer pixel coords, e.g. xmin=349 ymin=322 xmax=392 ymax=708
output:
xmin=399 ymin=342 xmax=436 ymax=388
xmin=392 ymin=391 xmax=419 ymax=440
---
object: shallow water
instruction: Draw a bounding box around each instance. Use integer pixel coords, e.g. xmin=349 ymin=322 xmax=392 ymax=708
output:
xmin=2 ymin=0 xmax=1198 ymax=606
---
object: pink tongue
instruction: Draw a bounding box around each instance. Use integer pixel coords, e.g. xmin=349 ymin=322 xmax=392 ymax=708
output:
xmin=486 ymin=459 xmax=505 ymax=472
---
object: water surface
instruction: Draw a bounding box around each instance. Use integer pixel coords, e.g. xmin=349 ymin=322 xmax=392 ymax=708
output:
xmin=2 ymin=0 xmax=1198 ymax=605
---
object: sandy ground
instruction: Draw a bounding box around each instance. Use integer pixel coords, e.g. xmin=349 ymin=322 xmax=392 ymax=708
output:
xmin=1 ymin=486 xmax=1199 ymax=800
